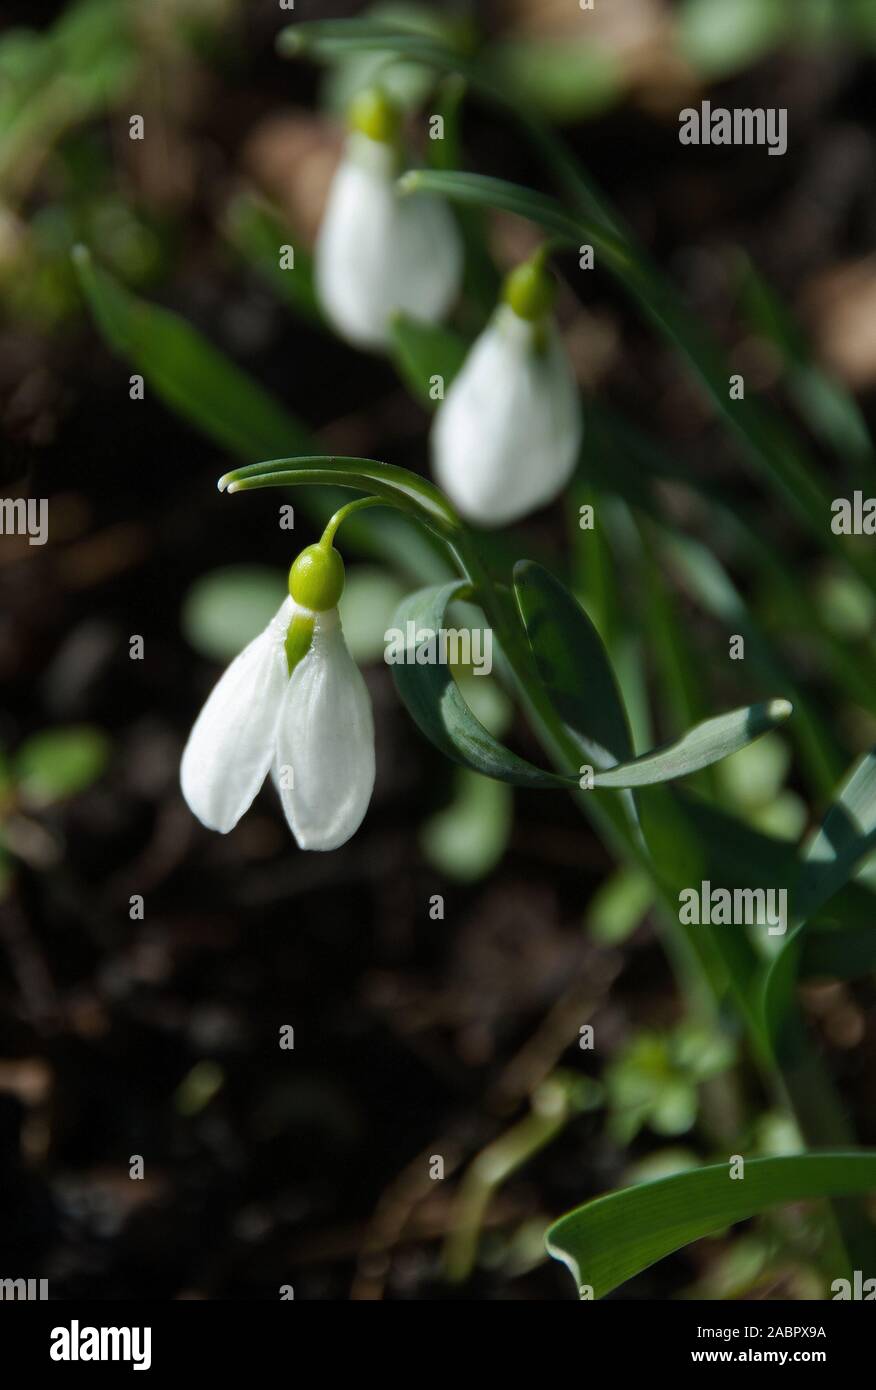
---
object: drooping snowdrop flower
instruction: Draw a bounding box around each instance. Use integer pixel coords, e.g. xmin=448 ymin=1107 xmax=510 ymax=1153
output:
xmin=431 ymin=252 xmax=583 ymax=527
xmin=181 ymin=537 xmax=375 ymax=851
xmin=315 ymin=87 xmax=463 ymax=350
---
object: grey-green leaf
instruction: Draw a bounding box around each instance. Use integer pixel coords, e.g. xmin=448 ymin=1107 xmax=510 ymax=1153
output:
xmin=514 ymin=559 xmax=633 ymax=766
xmin=390 ymin=582 xmax=570 ymax=788
xmin=592 ymin=699 xmax=793 ymax=789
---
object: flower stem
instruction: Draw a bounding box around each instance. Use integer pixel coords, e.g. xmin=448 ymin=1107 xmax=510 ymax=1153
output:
xmin=319 ymin=495 xmax=384 ymax=548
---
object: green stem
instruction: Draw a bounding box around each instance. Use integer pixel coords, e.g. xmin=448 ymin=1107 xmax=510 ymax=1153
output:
xmin=319 ymin=495 xmax=384 ymax=547
xmin=443 ymin=1076 xmax=572 ymax=1283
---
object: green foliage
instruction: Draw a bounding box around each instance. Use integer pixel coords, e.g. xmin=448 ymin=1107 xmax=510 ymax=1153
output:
xmin=514 ymin=560 xmax=633 ymax=765
xmin=391 ymin=580 xmax=569 ymax=788
xmin=547 ymin=1153 xmax=876 ymax=1298
xmin=14 ymin=725 xmax=110 ymax=807
xmin=389 ymin=567 xmax=793 ymax=793
xmin=605 ymin=1025 xmax=736 ymax=1143
xmin=73 ymin=245 xmax=311 ymax=460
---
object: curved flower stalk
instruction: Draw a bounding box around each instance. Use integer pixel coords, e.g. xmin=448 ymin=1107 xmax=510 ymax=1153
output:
xmin=315 ymin=88 xmax=463 ymax=349
xmin=181 ymin=516 xmax=374 ymax=850
xmin=431 ymin=249 xmax=583 ymax=527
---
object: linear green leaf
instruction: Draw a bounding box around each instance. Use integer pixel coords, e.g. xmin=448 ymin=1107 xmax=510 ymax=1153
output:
xmin=546 ymin=1152 xmax=876 ymax=1298
xmin=399 ymin=168 xmax=585 ymax=246
xmin=72 ymin=244 xmax=310 ymax=459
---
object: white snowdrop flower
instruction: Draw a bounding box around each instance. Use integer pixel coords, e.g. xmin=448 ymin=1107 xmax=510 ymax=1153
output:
xmin=181 ymin=541 xmax=375 ymax=851
xmin=431 ymin=253 xmax=583 ymax=527
xmin=315 ymin=88 xmax=462 ymax=350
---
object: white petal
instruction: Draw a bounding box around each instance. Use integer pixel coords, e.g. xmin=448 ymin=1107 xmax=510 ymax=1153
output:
xmin=274 ymin=609 xmax=375 ymax=851
xmin=431 ymin=305 xmax=583 ymax=526
xmin=181 ymin=598 xmax=294 ymax=833
xmin=315 ymin=134 xmax=462 ymax=350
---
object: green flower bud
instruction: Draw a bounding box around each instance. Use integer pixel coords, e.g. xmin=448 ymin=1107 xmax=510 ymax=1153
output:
xmin=347 ymin=87 xmax=400 ymax=145
xmin=289 ymin=543 xmax=345 ymax=611
xmin=502 ymin=253 xmax=556 ymax=322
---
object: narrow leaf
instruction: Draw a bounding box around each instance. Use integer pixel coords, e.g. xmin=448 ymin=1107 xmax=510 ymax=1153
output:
xmin=399 ymin=167 xmax=584 ymax=246
xmin=592 ymin=700 xmax=792 ymax=789
xmin=72 ymin=245 xmax=310 ymax=459
xmin=546 ymin=1152 xmax=876 ymax=1298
